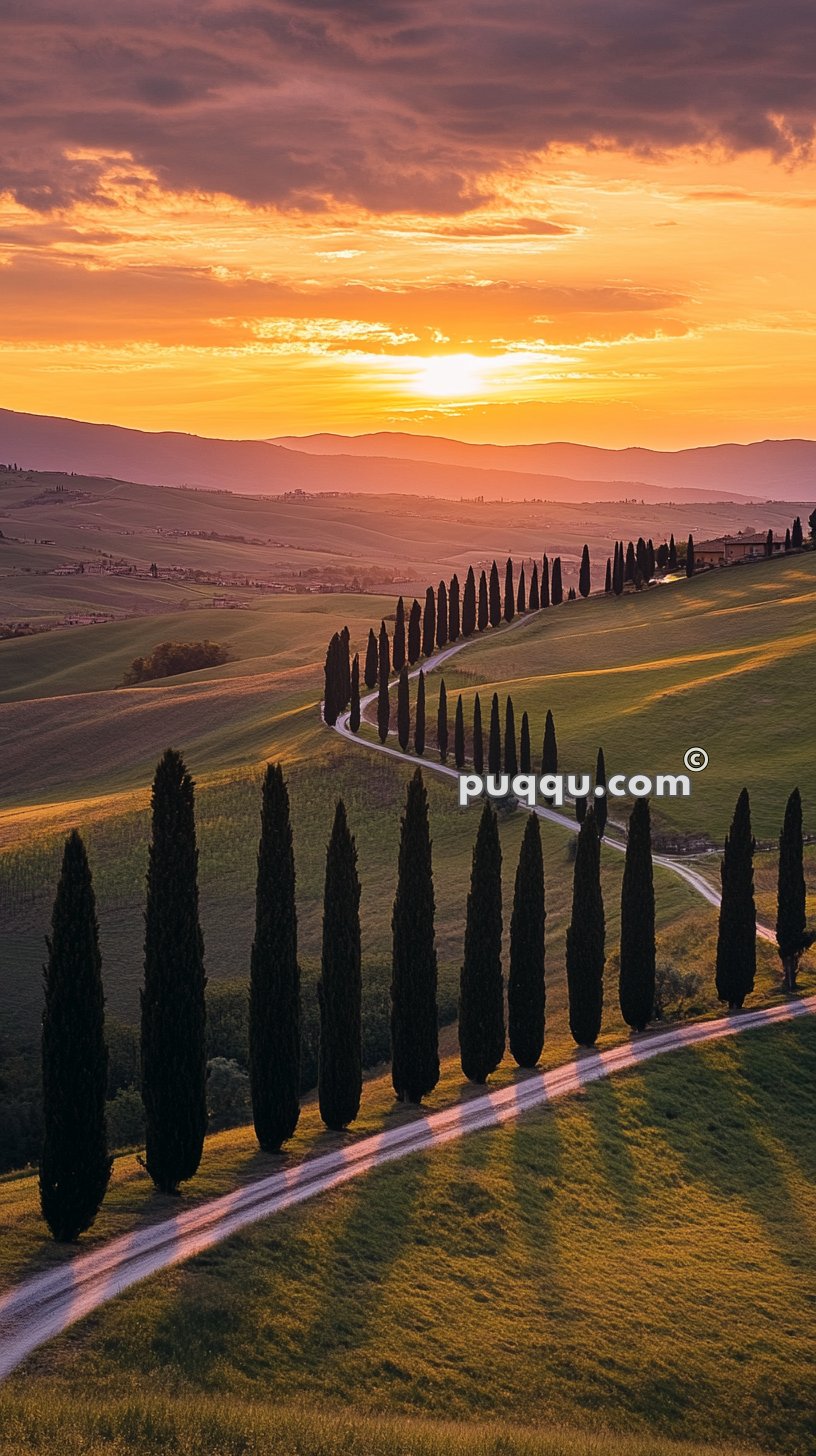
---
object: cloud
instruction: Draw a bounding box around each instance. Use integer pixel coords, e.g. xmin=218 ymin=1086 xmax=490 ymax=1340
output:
xmin=0 ymin=2 xmax=815 ymax=213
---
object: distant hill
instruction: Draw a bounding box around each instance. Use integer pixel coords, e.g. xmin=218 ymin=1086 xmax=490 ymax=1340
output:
xmin=273 ymin=430 xmax=816 ymax=498
xmin=0 ymin=408 xmax=769 ymax=504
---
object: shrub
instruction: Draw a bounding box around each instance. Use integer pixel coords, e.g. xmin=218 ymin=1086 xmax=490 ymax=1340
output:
xmin=653 ymin=961 xmax=705 ymax=1020
xmin=122 ymin=640 xmax=230 ymax=685
xmin=106 ymin=1087 xmax=145 ymax=1149
xmin=206 ymin=1057 xmax=252 ymax=1131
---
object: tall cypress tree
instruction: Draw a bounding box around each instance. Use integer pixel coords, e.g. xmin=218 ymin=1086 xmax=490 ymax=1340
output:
xmin=408 ymin=599 xmax=422 ymax=664
xmin=478 ymin=569 xmax=489 ymax=631
xmin=323 ymin=633 xmax=341 ymax=725
xmin=437 ymin=680 xmax=449 ymax=763
xmin=516 ymin=564 xmax=526 ymax=614
xmin=625 ymin=541 xmax=636 ymax=582
xmin=541 ymin=554 xmax=550 ymax=608
xmin=318 ymin=801 xmax=362 ymax=1129
xmin=349 ymin=652 xmax=361 ymax=733
xmin=378 ymin=619 xmax=391 ymax=679
xmin=364 ymin=627 xmax=378 ymax=689
xmin=489 ymin=560 xmax=502 ymax=627
xmin=636 ymin=537 xmax=648 ymax=580
xmin=454 ymin=694 xmax=466 ymax=769
xmin=668 ymin=533 xmax=677 ymax=570
xmin=618 ymin=798 xmax=655 ymax=1032
xmin=604 ymin=557 xmax=612 ymax=593
xmin=504 ymin=557 xmax=515 ymax=621
xmin=488 ymin=692 xmax=502 ymax=775
xmin=377 ymin=642 xmax=391 ymax=745
xmin=422 ymin=586 xmax=436 ymax=657
xmin=519 ymin=711 xmax=531 ymax=773
xmin=249 ymin=764 xmax=300 ymax=1153
xmin=459 ymin=801 xmax=504 ymax=1083
xmin=578 ymin=545 xmax=591 ymax=598
xmin=391 ymin=770 xmax=439 ymax=1103
xmin=646 ymin=539 xmax=655 ymax=580
xmin=776 ymin=787 xmax=813 ymax=991
xmin=40 ymin=831 xmax=111 ymax=1241
xmin=141 ymin=749 xmax=207 ymax=1194
xmin=397 ymin=665 xmax=410 ymax=751
xmin=462 ymin=566 xmax=477 ymax=635
xmin=529 ymin=560 xmax=540 ymax=610
xmin=473 ymin=692 xmax=484 ymax=773
xmin=504 ymin=695 xmax=518 ymax=776
xmin=575 ymin=789 xmax=588 ymax=824
xmin=715 ymin=788 xmax=756 ymax=1009
xmin=393 ymin=597 xmax=406 ymax=672
xmin=686 ymin=534 xmax=695 ymax=578
xmin=449 ymin=573 xmax=461 ymax=641
xmin=551 ymin=557 xmax=563 ymax=605
xmin=565 ymin=811 xmax=605 ymax=1047
xmin=792 ymin=515 xmax=804 ymax=549
xmin=613 ymin=542 xmax=624 ymax=595
xmin=437 ymin=580 xmax=449 ymax=648
xmin=541 ymin=708 xmax=557 ymax=774
xmin=594 ymin=747 xmax=608 ymax=837
xmin=508 ymin=815 xmax=546 ymax=1068
xmin=414 ymin=670 xmax=426 ymax=756
xmin=339 ymin=626 xmax=351 ymax=706
xmin=785 ymin=526 xmax=792 ymax=551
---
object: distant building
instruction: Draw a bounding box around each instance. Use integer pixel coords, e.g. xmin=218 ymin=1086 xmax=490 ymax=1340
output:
xmin=694 ymin=532 xmax=784 ymax=567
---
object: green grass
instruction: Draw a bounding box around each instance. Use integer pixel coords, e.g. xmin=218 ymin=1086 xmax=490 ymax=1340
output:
xmin=3 ymin=1019 xmax=814 ymax=1455
xmin=421 ymin=554 xmax=816 ymax=840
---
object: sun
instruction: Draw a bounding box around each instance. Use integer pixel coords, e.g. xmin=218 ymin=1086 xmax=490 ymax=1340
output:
xmin=411 ymin=353 xmax=488 ymax=398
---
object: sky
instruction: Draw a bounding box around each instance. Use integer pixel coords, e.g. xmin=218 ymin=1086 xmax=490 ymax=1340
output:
xmin=1 ymin=1 xmax=816 ymax=448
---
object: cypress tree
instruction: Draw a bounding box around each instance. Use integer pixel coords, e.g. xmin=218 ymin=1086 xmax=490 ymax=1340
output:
xmin=377 ymin=646 xmax=391 ymax=744
xmin=529 ymin=560 xmax=540 ymax=610
xmin=488 ymin=692 xmax=501 ymax=775
xmin=473 ymin=692 xmax=484 ymax=773
xmin=516 ymin=563 xmax=526 ymax=614
xmin=656 ymin=541 xmax=669 ymax=570
xmin=422 ymin=586 xmax=436 ymax=657
xmin=408 ymin=598 xmax=422 ymax=664
xmin=437 ymin=680 xmax=449 ymax=762
xmin=715 ymin=789 xmax=756 ymax=1009
xmin=578 ymin=545 xmax=591 ymax=598
xmin=575 ymin=789 xmax=587 ymax=824
xmin=646 ymin=539 xmax=655 ymax=580
xmin=785 ymin=526 xmax=792 ymax=551
xmin=393 ymin=597 xmax=406 ymax=671
xmin=141 ymin=749 xmax=207 ymax=1194
xmin=636 ymin=537 xmax=647 ymax=579
xmin=776 ymin=788 xmax=813 ymax=991
xmin=437 ymin=580 xmax=449 ymax=649
xmin=604 ymin=557 xmax=612 ymax=593
xmin=613 ymin=542 xmax=624 ymax=595
xmin=594 ymin=747 xmax=608 ymax=837
xmin=504 ymin=557 xmax=515 ymax=621
xmin=378 ymin=619 xmax=391 ymax=680
xmin=391 ymin=770 xmax=439 ymax=1103
xmin=686 ymin=534 xmax=695 ymax=578
xmin=339 ymin=626 xmax=351 ymax=705
xmin=459 ymin=801 xmax=504 ymax=1083
xmin=462 ymin=566 xmax=477 ymax=635
xmin=318 ymin=801 xmax=362 ymax=1130
xmin=249 ymin=764 xmax=300 ymax=1153
xmin=40 ymin=831 xmax=111 ymax=1241
xmin=765 ymin=529 xmax=773 ymax=558
xmin=541 ymin=708 xmax=557 ymax=774
xmin=489 ymin=560 xmax=502 ymax=627
xmin=668 ymin=533 xmax=677 ymax=570
xmin=454 ymin=694 xmax=466 ymax=769
xmin=792 ymin=515 xmax=804 ymax=549
xmin=478 ymin=569 xmax=489 ymax=631
xmin=508 ymin=815 xmax=546 ymax=1068
xmin=504 ymin=696 xmax=518 ymax=776
xmin=625 ymin=541 xmax=636 ymax=582
xmin=541 ymin=554 xmax=550 ymax=608
xmin=618 ymin=798 xmax=655 ymax=1032
xmin=568 ymin=587 xmax=577 ymax=600
xmin=414 ymin=670 xmax=426 ymax=756
xmin=349 ymin=652 xmax=361 ymax=733
xmin=364 ymin=627 xmax=378 ymax=689
xmin=397 ymin=665 xmax=410 ymax=751
xmin=323 ymin=632 xmax=340 ymax=725
xmin=566 ymin=811 xmax=605 ymax=1047
xmin=519 ymin=710 xmax=531 ymax=773
xmin=448 ymin=574 xmax=461 ymax=641
xmin=551 ymin=557 xmax=563 ymax=605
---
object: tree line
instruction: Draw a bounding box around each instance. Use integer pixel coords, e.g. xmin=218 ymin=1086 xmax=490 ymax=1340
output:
xmin=39 ymin=746 xmax=811 ymax=1242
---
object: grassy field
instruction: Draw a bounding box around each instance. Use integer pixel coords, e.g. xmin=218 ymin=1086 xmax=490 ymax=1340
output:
xmin=2 ymin=1018 xmax=814 ymax=1455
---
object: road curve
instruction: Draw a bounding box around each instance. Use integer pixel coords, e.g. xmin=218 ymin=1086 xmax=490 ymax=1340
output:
xmin=333 ymin=613 xmax=776 ymax=939
xmin=1 ymin=995 xmax=812 ymax=1383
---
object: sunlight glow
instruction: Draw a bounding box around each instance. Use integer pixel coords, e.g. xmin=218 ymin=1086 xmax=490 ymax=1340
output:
xmin=411 ymin=354 xmax=491 ymax=398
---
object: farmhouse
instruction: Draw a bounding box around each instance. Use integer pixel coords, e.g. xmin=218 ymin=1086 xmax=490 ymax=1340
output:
xmin=695 ymin=532 xmax=783 ymax=567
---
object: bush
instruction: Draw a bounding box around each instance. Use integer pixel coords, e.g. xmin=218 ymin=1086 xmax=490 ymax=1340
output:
xmin=653 ymin=961 xmax=705 ymax=1021
xmin=122 ymin=640 xmax=230 ymax=685
xmin=106 ymin=1087 xmax=145 ymax=1150
xmin=206 ymin=1057 xmax=251 ymax=1131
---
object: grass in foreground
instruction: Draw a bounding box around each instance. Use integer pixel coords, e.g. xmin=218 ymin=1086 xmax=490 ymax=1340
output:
xmin=5 ymin=1019 xmax=815 ymax=1456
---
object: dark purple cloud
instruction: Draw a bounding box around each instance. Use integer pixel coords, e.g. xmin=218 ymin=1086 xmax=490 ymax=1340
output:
xmin=2 ymin=1 xmax=815 ymax=212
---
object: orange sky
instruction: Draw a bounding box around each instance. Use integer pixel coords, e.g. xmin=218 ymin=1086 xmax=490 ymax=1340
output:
xmin=2 ymin=5 xmax=815 ymax=448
